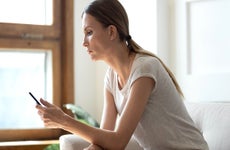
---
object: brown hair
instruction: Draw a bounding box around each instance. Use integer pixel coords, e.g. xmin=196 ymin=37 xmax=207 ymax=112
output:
xmin=83 ymin=0 xmax=183 ymax=97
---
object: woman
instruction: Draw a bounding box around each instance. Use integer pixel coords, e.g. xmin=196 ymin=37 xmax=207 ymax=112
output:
xmin=36 ymin=0 xmax=209 ymax=149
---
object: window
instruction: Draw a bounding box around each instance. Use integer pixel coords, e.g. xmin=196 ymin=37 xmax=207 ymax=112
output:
xmin=0 ymin=0 xmax=74 ymax=141
xmin=0 ymin=50 xmax=52 ymax=129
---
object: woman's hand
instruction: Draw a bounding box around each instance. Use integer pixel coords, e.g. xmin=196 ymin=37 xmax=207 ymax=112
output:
xmin=84 ymin=144 xmax=103 ymax=150
xmin=36 ymin=98 xmax=68 ymax=128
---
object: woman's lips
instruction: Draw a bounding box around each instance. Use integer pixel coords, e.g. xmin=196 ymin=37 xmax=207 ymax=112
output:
xmin=87 ymin=50 xmax=93 ymax=54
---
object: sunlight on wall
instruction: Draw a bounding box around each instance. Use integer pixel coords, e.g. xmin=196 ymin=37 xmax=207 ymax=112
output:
xmin=119 ymin=0 xmax=157 ymax=54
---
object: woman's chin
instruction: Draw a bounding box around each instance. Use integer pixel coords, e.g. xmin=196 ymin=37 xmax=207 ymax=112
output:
xmin=89 ymin=54 xmax=101 ymax=61
xmin=90 ymin=56 xmax=98 ymax=61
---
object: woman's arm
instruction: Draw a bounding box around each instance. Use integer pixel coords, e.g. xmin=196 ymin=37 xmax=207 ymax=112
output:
xmin=100 ymin=87 xmax=118 ymax=130
xmin=84 ymin=87 xmax=119 ymax=150
xmin=36 ymin=77 xmax=154 ymax=150
xmin=83 ymin=144 xmax=103 ymax=150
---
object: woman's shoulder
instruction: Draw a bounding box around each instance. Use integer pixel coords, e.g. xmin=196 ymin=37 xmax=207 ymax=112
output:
xmin=105 ymin=67 xmax=115 ymax=78
xmin=134 ymin=53 xmax=161 ymax=68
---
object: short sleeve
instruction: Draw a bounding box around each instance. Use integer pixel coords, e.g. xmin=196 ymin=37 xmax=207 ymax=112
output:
xmin=104 ymin=67 xmax=113 ymax=93
xmin=130 ymin=57 xmax=160 ymax=90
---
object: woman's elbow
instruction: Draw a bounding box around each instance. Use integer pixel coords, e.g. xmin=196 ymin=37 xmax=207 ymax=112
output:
xmin=93 ymin=131 xmax=130 ymax=149
xmin=105 ymin=143 xmax=127 ymax=150
xmin=105 ymin=137 xmax=129 ymax=150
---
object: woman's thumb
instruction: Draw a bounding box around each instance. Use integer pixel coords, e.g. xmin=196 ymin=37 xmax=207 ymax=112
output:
xmin=40 ymin=98 xmax=53 ymax=107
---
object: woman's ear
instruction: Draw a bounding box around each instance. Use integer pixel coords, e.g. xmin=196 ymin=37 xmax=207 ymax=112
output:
xmin=107 ymin=25 xmax=118 ymax=40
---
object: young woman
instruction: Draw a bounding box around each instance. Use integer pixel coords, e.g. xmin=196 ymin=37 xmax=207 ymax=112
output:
xmin=36 ymin=0 xmax=209 ymax=149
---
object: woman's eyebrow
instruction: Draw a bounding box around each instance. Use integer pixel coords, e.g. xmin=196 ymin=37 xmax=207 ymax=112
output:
xmin=83 ymin=26 xmax=92 ymax=31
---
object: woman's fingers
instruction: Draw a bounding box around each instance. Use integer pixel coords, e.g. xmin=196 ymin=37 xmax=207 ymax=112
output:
xmin=35 ymin=99 xmax=66 ymax=128
xmin=40 ymin=98 xmax=53 ymax=107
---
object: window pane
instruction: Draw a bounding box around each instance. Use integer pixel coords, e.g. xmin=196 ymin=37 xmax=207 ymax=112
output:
xmin=0 ymin=51 xmax=53 ymax=129
xmin=0 ymin=0 xmax=53 ymax=25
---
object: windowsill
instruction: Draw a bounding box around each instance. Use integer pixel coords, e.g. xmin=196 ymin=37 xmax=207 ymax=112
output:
xmin=0 ymin=140 xmax=59 ymax=146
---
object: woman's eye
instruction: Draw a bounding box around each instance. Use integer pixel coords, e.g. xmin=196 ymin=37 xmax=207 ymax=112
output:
xmin=86 ymin=31 xmax=93 ymax=36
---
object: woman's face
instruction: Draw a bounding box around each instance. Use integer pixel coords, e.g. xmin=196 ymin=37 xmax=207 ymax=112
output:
xmin=82 ymin=13 xmax=112 ymax=61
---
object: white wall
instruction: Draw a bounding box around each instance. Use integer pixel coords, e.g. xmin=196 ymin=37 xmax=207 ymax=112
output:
xmin=74 ymin=0 xmax=108 ymax=122
xmin=170 ymin=0 xmax=230 ymax=102
xmin=119 ymin=0 xmax=157 ymax=54
xmin=74 ymin=0 xmax=105 ymax=122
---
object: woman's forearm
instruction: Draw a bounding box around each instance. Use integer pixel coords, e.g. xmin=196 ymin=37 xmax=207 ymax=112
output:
xmin=60 ymin=115 xmax=128 ymax=150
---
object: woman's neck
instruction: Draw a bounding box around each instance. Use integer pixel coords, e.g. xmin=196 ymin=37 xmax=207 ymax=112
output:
xmin=108 ymin=50 xmax=135 ymax=89
xmin=117 ymin=52 xmax=135 ymax=89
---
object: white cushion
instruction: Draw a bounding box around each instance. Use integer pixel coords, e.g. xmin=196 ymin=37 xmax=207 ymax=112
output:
xmin=59 ymin=134 xmax=142 ymax=150
xmin=185 ymin=102 xmax=230 ymax=150
xmin=59 ymin=134 xmax=89 ymax=150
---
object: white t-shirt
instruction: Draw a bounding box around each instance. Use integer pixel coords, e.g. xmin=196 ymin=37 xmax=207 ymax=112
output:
xmin=104 ymin=53 xmax=208 ymax=150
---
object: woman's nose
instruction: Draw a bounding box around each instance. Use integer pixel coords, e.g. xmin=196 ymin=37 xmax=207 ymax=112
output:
xmin=82 ymin=37 xmax=88 ymax=47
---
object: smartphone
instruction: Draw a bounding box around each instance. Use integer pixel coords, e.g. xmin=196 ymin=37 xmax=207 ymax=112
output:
xmin=29 ymin=92 xmax=41 ymax=105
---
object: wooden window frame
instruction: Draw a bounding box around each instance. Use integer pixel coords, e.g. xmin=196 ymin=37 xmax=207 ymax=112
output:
xmin=0 ymin=0 xmax=74 ymax=141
